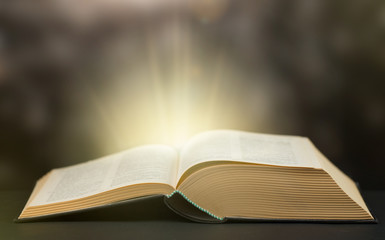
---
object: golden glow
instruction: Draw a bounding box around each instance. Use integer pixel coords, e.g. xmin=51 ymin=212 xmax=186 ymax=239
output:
xmin=78 ymin=3 xmax=277 ymax=154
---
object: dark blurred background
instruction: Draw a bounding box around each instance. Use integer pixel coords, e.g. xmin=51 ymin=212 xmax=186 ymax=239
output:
xmin=0 ymin=0 xmax=384 ymax=190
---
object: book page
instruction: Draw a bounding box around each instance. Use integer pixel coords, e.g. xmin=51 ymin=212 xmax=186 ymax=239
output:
xmin=29 ymin=145 xmax=178 ymax=207
xmin=178 ymin=130 xmax=321 ymax=179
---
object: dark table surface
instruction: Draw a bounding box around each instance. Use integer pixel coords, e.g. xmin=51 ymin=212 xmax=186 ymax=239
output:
xmin=1 ymin=190 xmax=384 ymax=240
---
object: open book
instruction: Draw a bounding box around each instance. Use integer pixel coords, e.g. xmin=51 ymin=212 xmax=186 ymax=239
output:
xmin=17 ymin=130 xmax=374 ymax=223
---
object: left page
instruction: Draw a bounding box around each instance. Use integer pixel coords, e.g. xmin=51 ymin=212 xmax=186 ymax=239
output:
xmin=29 ymin=145 xmax=178 ymax=207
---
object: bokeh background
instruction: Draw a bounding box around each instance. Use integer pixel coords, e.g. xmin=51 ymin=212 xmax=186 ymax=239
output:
xmin=0 ymin=0 xmax=384 ymax=190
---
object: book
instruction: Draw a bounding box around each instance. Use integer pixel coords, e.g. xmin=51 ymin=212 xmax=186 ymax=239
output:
xmin=17 ymin=130 xmax=375 ymax=223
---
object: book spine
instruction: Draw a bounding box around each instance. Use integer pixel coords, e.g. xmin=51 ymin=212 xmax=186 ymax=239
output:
xmin=164 ymin=190 xmax=226 ymax=223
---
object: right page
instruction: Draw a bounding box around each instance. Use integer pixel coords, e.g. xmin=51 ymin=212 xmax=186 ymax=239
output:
xmin=177 ymin=130 xmax=321 ymax=180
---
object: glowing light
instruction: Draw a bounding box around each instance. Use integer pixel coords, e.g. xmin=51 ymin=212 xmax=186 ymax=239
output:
xmin=77 ymin=3 xmax=275 ymax=154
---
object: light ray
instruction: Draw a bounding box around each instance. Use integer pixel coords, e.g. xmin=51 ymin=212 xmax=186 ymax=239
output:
xmin=204 ymin=47 xmax=226 ymax=129
xmin=146 ymin=27 xmax=169 ymax=144
xmin=82 ymin=80 xmax=124 ymax=150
